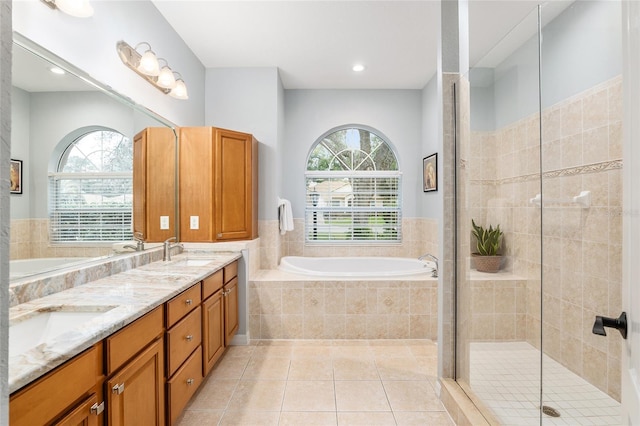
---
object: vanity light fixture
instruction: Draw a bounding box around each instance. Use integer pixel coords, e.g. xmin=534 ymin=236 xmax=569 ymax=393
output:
xmin=41 ymin=0 xmax=94 ymax=18
xmin=116 ymin=40 xmax=189 ymax=100
xmin=169 ymin=73 xmax=189 ymax=100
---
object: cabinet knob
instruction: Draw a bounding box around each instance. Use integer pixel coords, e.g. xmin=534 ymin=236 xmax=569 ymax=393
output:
xmin=217 ymin=233 xmax=222 ymax=238
xmin=90 ymin=401 xmax=105 ymax=415
xmin=185 ymin=334 xmax=193 ymax=342
xmin=185 ymin=299 xmax=193 ymax=306
xmin=186 ymin=378 xmax=194 ymax=386
xmin=112 ymin=383 xmax=125 ymax=395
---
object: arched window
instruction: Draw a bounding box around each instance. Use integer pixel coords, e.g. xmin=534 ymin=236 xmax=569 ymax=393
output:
xmin=49 ymin=129 xmax=133 ymax=242
xmin=305 ymin=126 xmax=401 ymax=243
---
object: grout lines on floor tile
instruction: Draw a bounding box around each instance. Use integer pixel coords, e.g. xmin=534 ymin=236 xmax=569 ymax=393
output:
xmin=177 ymin=339 xmax=454 ymax=426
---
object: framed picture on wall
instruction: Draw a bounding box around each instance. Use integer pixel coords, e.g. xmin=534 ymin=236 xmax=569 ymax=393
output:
xmin=423 ymin=153 xmax=437 ymax=192
xmin=10 ymin=159 xmax=22 ymax=194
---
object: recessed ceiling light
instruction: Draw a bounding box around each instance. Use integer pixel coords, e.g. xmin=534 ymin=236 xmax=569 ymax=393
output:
xmin=352 ymin=64 xmax=365 ymax=72
xmin=50 ymin=67 xmax=65 ymax=75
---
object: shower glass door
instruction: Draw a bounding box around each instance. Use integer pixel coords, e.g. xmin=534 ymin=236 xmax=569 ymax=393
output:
xmin=457 ymin=1 xmax=623 ymax=424
xmin=455 ymin=5 xmax=543 ymax=424
xmin=539 ymin=1 xmax=622 ymax=424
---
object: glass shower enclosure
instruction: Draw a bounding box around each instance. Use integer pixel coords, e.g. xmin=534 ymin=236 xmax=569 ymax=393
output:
xmin=455 ymin=1 xmax=623 ymax=424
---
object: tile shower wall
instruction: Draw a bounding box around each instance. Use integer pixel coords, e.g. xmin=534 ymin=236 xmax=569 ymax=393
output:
xmin=259 ymin=217 xmax=439 ymax=270
xmin=10 ymin=219 xmax=114 ymax=260
xmin=468 ymin=76 xmax=622 ymax=400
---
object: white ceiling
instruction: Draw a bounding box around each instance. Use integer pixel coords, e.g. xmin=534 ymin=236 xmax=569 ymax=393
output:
xmin=152 ymin=0 xmax=572 ymax=90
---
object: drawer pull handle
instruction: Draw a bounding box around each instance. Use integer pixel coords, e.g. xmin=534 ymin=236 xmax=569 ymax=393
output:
xmin=186 ymin=334 xmax=193 ymax=342
xmin=112 ymin=383 xmax=125 ymax=395
xmin=185 ymin=299 xmax=193 ymax=306
xmin=187 ymin=378 xmax=194 ymax=386
xmin=90 ymin=401 xmax=105 ymax=415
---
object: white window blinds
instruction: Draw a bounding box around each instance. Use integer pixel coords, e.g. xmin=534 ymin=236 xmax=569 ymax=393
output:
xmin=49 ymin=172 xmax=133 ymax=242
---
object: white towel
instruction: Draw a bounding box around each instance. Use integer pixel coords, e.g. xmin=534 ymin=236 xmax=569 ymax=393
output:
xmin=278 ymin=198 xmax=294 ymax=235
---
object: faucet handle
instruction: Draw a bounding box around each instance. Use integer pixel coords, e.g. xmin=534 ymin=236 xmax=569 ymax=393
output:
xmin=133 ymin=231 xmax=144 ymax=241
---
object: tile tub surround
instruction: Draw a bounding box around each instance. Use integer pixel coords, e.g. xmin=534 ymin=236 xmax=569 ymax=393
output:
xmin=249 ymin=270 xmax=437 ymax=340
xmin=8 ymin=251 xmax=241 ymax=393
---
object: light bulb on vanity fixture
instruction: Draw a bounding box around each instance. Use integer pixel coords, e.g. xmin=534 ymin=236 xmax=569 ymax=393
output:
xmin=157 ymin=59 xmax=176 ymax=89
xmin=170 ymin=73 xmax=189 ymax=100
xmin=116 ymin=40 xmax=189 ymax=100
xmin=41 ymin=0 xmax=94 ymax=17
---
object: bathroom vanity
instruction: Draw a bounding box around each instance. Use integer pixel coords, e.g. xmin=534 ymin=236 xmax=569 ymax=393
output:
xmin=8 ymin=252 xmax=241 ymax=426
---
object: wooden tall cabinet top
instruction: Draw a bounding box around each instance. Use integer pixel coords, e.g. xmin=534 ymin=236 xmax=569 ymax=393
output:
xmin=133 ymin=127 xmax=177 ymax=242
xmin=179 ymin=127 xmax=258 ymax=242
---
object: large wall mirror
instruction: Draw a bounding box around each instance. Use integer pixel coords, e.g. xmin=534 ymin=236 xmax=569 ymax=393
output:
xmin=10 ymin=33 xmax=178 ymax=281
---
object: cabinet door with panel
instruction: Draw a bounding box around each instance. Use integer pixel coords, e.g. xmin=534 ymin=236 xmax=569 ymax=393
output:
xmin=106 ymin=337 xmax=165 ymax=426
xmin=224 ymin=276 xmax=239 ymax=345
xmin=54 ymin=393 xmax=102 ymax=426
xmin=133 ymin=127 xmax=176 ymax=242
xmin=10 ymin=343 xmax=104 ymax=426
xmin=178 ymin=127 xmax=258 ymax=242
xmin=214 ymin=128 xmax=258 ymax=241
xmin=202 ymin=289 xmax=225 ymax=375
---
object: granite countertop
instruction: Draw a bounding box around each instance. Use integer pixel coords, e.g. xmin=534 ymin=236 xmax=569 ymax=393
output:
xmin=8 ymin=251 xmax=241 ymax=393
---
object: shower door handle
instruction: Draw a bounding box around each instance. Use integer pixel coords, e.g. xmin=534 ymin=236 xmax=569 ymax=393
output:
xmin=592 ymin=312 xmax=627 ymax=339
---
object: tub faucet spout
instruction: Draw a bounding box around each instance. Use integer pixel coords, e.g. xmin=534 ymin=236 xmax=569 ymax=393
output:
xmin=419 ymin=254 xmax=438 ymax=278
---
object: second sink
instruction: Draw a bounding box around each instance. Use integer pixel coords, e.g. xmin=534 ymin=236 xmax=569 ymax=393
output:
xmin=10 ymin=306 xmax=115 ymax=357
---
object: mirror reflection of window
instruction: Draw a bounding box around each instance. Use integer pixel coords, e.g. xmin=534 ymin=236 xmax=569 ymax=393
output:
xmin=49 ymin=129 xmax=133 ymax=242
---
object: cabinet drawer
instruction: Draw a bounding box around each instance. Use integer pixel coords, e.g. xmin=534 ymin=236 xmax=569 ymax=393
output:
xmin=166 ymin=306 xmax=202 ymax=377
xmin=10 ymin=343 xmax=103 ymax=426
xmin=166 ymin=283 xmax=201 ymax=328
xmin=106 ymin=306 xmax=163 ymax=375
xmin=167 ymin=346 xmax=203 ymax=425
xmin=224 ymin=261 xmax=238 ymax=283
xmin=202 ymin=269 xmax=223 ymax=300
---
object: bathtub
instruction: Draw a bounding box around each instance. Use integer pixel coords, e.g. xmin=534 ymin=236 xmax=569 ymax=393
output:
xmin=278 ymin=256 xmax=435 ymax=277
xmin=10 ymin=257 xmax=92 ymax=280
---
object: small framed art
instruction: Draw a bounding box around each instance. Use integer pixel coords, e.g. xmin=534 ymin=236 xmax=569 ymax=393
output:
xmin=10 ymin=159 xmax=22 ymax=194
xmin=423 ymin=153 xmax=437 ymax=192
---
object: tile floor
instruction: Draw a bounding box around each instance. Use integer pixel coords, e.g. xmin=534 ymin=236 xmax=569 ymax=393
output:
xmin=470 ymin=342 xmax=621 ymax=426
xmin=177 ymin=339 xmax=455 ymax=426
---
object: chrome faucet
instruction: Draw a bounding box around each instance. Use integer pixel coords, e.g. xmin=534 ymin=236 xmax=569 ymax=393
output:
xmin=163 ymin=237 xmax=183 ymax=261
xmin=123 ymin=232 xmax=145 ymax=251
xmin=419 ymin=253 xmax=438 ymax=278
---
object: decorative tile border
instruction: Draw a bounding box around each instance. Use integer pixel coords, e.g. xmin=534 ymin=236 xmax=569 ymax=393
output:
xmin=470 ymin=159 xmax=623 ymax=186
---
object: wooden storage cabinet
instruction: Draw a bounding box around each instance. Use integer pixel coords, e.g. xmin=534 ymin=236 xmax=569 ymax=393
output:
xmin=165 ymin=283 xmax=204 ymax=424
xmin=224 ymin=262 xmax=239 ymax=344
xmin=167 ymin=347 xmax=204 ymax=424
xmin=9 ymin=343 xmax=104 ymax=426
xmin=133 ymin=127 xmax=176 ymax=242
xmin=202 ymin=261 xmax=239 ymax=375
xmin=55 ymin=393 xmax=102 ymax=426
xmin=106 ymin=338 xmax=165 ymax=426
xmin=179 ymin=127 xmax=258 ymax=242
xmin=106 ymin=306 xmax=165 ymax=426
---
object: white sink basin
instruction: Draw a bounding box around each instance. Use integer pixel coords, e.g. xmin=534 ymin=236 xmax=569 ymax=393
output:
xmin=10 ymin=307 xmax=115 ymax=357
xmin=173 ymin=259 xmax=213 ymax=267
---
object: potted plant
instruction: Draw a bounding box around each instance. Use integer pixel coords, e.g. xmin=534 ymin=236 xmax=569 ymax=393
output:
xmin=471 ymin=219 xmax=503 ymax=273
